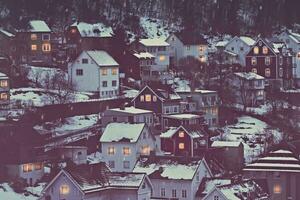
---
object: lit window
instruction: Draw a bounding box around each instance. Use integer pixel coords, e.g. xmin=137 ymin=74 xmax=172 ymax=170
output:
xmin=71 ymin=28 xmax=77 ymax=34
xmin=108 ymin=147 xmax=115 ymax=155
xmin=34 ymin=163 xmax=43 ymax=170
xmin=279 ymin=56 xmax=283 ymax=65
xmin=153 ymin=96 xmax=157 ymax=102
xmin=262 ymin=46 xmax=268 ymax=54
xmin=101 ymin=69 xmax=108 ymax=76
xmin=199 ymin=46 xmax=205 ymax=52
xmin=1 ymin=93 xmax=8 ymax=100
xmin=265 ymin=68 xmax=271 ymax=77
xmin=42 ymin=34 xmax=50 ymax=41
xmin=252 ymin=68 xmax=257 ymax=73
xmin=279 ymin=68 xmax=283 ymax=77
xmin=123 ymin=147 xmax=131 ymax=155
xmin=31 ymin=45 xmax=37 ymax=51
xmin=159 ymin=55 xmax=166 ymax=61
xmin=0 ymin=80 xmax=8 ymax=87
xmin=60 ymin=185 xmax=70 ymax=195
xmin=199 ymin=56 xmax=206 ymax=63
xmin=179 ymin=143 xmax=185 ymax=149
xmin=273 ymin=184 xmax=282 ymax=194
xmin=140 ymin=95 xmax=145 ymax=102
xmin=251 ymin=57 xmax=257 ymax=65
xmin=145 ymin=94 xmax=151 ymax=102
xmin=112 ymin=68 xmax=118 ymax=75
xmin=253 ymin=46 xmax=259 ymax=54
xmin=141 ymin=145 xmax=150 ymax=155
xmin=265 ymin=57 xmax=271 ymax=65
xmin=23 ymin=163 xmax=33 ymax=172
xmin=42 ymin=43 xmax=51 ymax=52
xmin=31 ymin=34 xmax=37 ymax=40
xmin=179 ymin=131 xmax=185 ymax=138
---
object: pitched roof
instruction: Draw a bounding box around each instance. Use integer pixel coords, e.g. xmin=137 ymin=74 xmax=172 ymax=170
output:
xmin=71 ymin=21 xmax=113 ymax=38
xmin=160 ymin=125 xmax=206 ymax=139
xmin=29 ymin=20 xmax=51 ymax=32
xmin=211 ymin=141 xmax=242 ymax=148
xmin=85 ymin=50 xmax=119 ymax=66
xmin=0 ymin=72 xmax=8 ymax=79
xmin=109 ymin=106 xmax=153 ymax=114
xmin=139 ymin=38 xmax=169 ymax=47
xmin=133 ymin=52 xmax=155 ymax=59
xmin=234 ymin=72 xmax=265 ymax=80
xmin=174 ymin=31 xmax=208 ymax=45
xmin=100 ymin=123 xmax=145 ymax=143
xmin=239 ymin=36 xmax=256 ymax=46
xmin=0 ymin=28 xmax=14 ymax=37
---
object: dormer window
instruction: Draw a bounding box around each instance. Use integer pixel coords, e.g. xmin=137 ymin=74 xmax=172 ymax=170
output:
xmin=253 ymin=46 xmax=259 ymax=54
xmin=262 ymin=46 xmax=268 ymax=54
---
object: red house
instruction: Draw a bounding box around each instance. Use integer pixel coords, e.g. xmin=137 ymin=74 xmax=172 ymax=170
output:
xmin=245 ymin=38 xmax=293 ymax=87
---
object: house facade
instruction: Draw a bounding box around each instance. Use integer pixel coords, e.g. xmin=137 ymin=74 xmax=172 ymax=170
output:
xmin=100 ymin=123 xmax=156 ymax=172
xmin=161 ymin=113 xmax=205 ymax=130
xmin=0 ymin=72 xmax=10 ymax=107
xmin=245 ymin=38 xmax=293 ymax=88
xmin=15 ymin=20 xmax=52 ymax=65
xmin=68 ymin=50 xmax=119 ymax=98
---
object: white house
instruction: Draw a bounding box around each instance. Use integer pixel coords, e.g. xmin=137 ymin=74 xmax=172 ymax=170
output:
xmin=40 ymin=163 xmax=153 ymax=200
xmin=68 ymin=50 xmax=119 ymax=98
xmin=224 ymin=36 xmax=256 ymax=66
xmin=166 ymin=32 xmax=209 ymax=66
xmin=133 ymin=156 xmax=213 ymax=200
xmin=100 ymin=123 xmax=156 ymax=172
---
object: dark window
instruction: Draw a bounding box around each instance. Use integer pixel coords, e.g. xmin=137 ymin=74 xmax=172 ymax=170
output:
xmin=112 ymin=80 xmax=117 ymax=87
xmin=76 ymin=69 xmax=83 ymax=76
xmin=82 ymin=58 xmax=88 ymax=64
xmin=42 ymin=34 xmax=50 ymax=41
xmin=102 ymin=81 xmax=107 ymax=87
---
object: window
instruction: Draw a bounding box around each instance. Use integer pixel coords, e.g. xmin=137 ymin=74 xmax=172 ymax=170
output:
xmin=279 ymin=68 xmax=283 ymax=77
xmin=252 ymin=68 xmax=257 ymax=73
xmin=182 ymin=190 xmax=187 ymax=198
xmin=179 ymin=131 xmax=185 ymax=138
xmin=145 ymin=94 xmax=151 ymax=102
xmin=279 ymin=56 xmax=283 ymax=65
xmin=23 ymin=163 xmax=33 ymax=172
xmin=251 ymin=57 xmax=257 ymax=65
xmin=265 ymin=56 xmax=271 ymax=65
xmin=153 ymin=95 xmax=157 ymax=102
xmin=265 ymin=68 xmax=271 ymax=77
xmin=42 ymin=34 xmax=50 ymax=41
xmin=123 ymin=147 xmax=131 ymax=155
xmin=199 ymin=46 xmax=204 ymax=52
xmin=141 ymin=182 xmax=146 ymax=189
xmin=112 ymin=80 xmax=117 ymax=87
xmin=102 ymin=81 xmax=107 ymax=87
xmin=199 ymin=56 xmax=206 ymax=63
xmin=186 ymin=46 xmax=190 ymax=50
xmin=159 ymin=55 xmax=166 ymax=61
xmin=214 ymin=196 xmax=219 ymax=200
xmin=82 ymin=58 xmax=88 ymax=64
xmin=108 ymin=147 xmax=115 ymax=155
xmin=273 ymin=184 xmax=282 ymax=194
xmin=31 ymin=34 xmax=37 ymax=40
xmin=42 ymin=43 xmax=51 ymax=52
xmin=108 ymin=160 xmax=115 ymax=168
xmin=179 ymin=143 xmax=185 ymax=149
xmin=172 ymin=189 xmax=177 ymax=198
xmin=101 ymin=69 xmax=108 ymax=76
xmin=165 ymin=107 xmax=170 ymax=114
xmin=31 ymin=44 xmax=37 ymax=51
xmin=112 ymin=68 xmax=118 ymax=75
xmin=212 ymin=107 xmax=218 ymax=115
xmin=60 ymin=185 xmax=70 ymax=195
xmin=34 ymin=163 xmax=43 ymax=170
xmin=240 ymin=47 xmax=244 ymax=51
xmin=161 ymin=188 xmax=166 ymax=197
xmin=141 ymin=145 xmax=150 ymax=155
xmin=123 ymin=161 xmax=130 ymax=169
xmin=71 ymin=28 xmax=77 ymax=34
xmin=231 ymin=47 xmax=234 ymax=51
xmin=0 ymin=80 xmax=8 ymax=87
xmin=140 ymin=95 xmax=145 ymax=102
xmin=174 ymin=106 xmax=178 ymax=113
xmin=262 ymin=46 xmax=268 ymax=54
xmin=76 ymin=69 xmax=83 ymax=76
xmin=253 ymin=46 xmax=259 ymax=54
xmin=297 ymin=52 xmax=300 ymax=59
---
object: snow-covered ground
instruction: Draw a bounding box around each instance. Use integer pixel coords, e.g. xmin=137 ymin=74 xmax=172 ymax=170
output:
xmin=233 ymin=103 xmax=272 ymax=115
xmin=0 ymin=182 xmax=45 ymax=200
xmin=34 ymin=114 xmax=99 ymax=136
xmin=212 ymin=115 xmax=283 ymax=163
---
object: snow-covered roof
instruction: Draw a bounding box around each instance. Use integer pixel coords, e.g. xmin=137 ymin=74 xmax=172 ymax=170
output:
xmin=133 ymin=52 xmax=155 ymax=59
xmin=164 ymin=113 xmax=202 ymax=120
xmin=109 ymin=106 xmax=153 ymax=114
xmin=29 ymin=20 xmax=51 ymax=32
xmin=0 ymin=72 xmax=8 ymax=79
xmin=224 ymin=49 xmax=238 ymax=56
xmin=201 ymin=178 xmax=231 ymax=195
xmin=211 ymin=141 xmax=242 ymax=148
xmin=0 ymin=28 xmax=14 ymax=37
xmin=272 ymin=42 xmax=284 ymax=53
xmin=139 ymin=38 xmax=169 ymax=47
xmin=234 ymin=72 xmax=265 ymax=80
xmin=160 ymin=125 xmax=206 ymax=139
xmin=71 ymin=22 xmax=113 ymax=38
xmin=239 ymin=36 xmax=255 ymax=46
xmin=85 ymin=51 xmax=119 ymax=66
xmin=215 ymin=40 xmax=228 ymax=47
xmin=100 ymin=123 xmax=145 ymax=143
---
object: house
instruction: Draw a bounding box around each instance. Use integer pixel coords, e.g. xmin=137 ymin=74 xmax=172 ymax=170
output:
xmin=15 ymin=20 xmax=52 ymax=65
xmin=160 ymin=125 xmax=208 ymax=157
xmin=201 ymin=179 xmax=269 ymax=200
xmin=211 ymin=141 xmax=244 ymax=172
xmin=100 ymin=106 xmax=154 ymax=128
xmin=278 ymin=30 xmax=300 ymax=87
xmin=166 ymin=31 xmax=208 ymax=67
xmin=229 ymin=72 xmax=266 ymax=107
xmin=176 ymin=90 xmax=219 ymax=127
xmin=133 ymin=156 xmax=213 ymax=200
xmin=41 ymin=163 xmax=153 ymax=200
xmin=224 ymin=36 xmax=256 ymax=66
xmin=245 ymin=38 xmax=293 ymax=88
xmin=0 ymin=28 xmax=16 ymax=63
xmin=68 ymin=50 xmax=119 ymax=98
xmin=0 ymin=72 xmax=10 ymax=107
xmin=47 ymin=146 xmax=88 ymax=165
xmin=100 ymin=123 xmax=156 ymax=172
xmin=161 ymin=113 xmax=206 ymax=130
xmin=243 ymin=148 xmax=300 ymax=200
xmin=132 ymin=85 xmax=181 ymax=118
xmin=66 ymin=21 xmax=114 ymax=59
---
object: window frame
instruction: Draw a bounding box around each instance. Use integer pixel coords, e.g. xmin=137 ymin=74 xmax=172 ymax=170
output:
xmin=76 ymin=69 xmax=83 ymax=76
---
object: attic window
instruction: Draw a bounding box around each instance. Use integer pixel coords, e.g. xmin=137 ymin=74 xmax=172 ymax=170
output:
xmin=179 ymin=131 xmax=185 ymax=138
xmin=141 ymin=145 xmax=150 ymax=155
xmin=253 ymin=46 xmax=259 ymax=54
xmin=145 ymin=94 xmax=151 ymax=102
xmin=101 ymin=69 xmax=108 ymax=76
xmin=42 ymin=43 xmax=51 ymax=52
xmin=60 ymin=185 xmax=70 ymax=195
xmin=263 ymin=46 xmax=268 ymax=54
xmin=31 ymin=34 xmax=37 ymax=40
xmin=273 ymin=184 xmax=282 ymax=194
